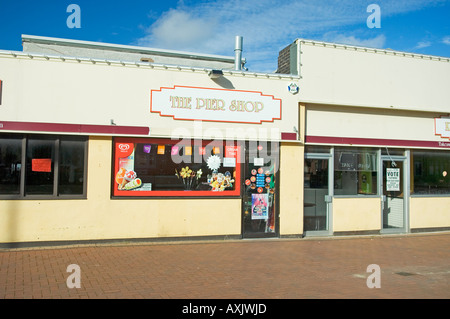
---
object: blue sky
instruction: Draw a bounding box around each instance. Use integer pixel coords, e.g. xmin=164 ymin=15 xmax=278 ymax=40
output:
xmin=1 ymin=0 xmax=449 ymax=72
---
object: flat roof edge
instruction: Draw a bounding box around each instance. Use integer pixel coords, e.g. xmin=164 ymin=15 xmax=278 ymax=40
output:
xmin=295 ymin=38 xmax=450 ymax=61
xmin=0 ymin=49 xmax=300 ymax=80
xmin=21 ymin=34 xmax=237 ymax=63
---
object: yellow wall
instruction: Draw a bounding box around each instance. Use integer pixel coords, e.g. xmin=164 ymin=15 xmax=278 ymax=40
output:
xmin=332 ymin=197 xmax=450 ymax=233
xmin=0 ymin=137 xmax=307 ymax=244
xmin=0 ymin=137 xmax=241 ymax=244
xmin=279 ymin=143 xmax=304 ymax=235
xmin=332 ymin=198 xmax=381 ymax=232
xmin=410 ymin=197 xmax=450 ymax=229
xmin=3 ymin=136 xmax=448 ymax=244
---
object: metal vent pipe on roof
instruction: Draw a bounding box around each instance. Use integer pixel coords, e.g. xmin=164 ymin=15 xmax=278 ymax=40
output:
xmin=234 ymin=36 xmax=243 ymax=71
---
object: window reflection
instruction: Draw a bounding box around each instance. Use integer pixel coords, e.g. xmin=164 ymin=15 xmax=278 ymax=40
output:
xmin=412 ymin=150 xmax=450 ymax=195
xmin=26 ymin=138 xmax=55 ymax=195
xmin=0 ymin=136 xmax=22 ymax=194
xmin=59 ymin=139 xmax=85 ymax=195
xmin=0 ymin=134 xmax=87 ymax=198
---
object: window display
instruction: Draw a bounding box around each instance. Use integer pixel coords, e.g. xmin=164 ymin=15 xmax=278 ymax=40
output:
xmin=334 ymin=148 xmax=378 ymax=196
xmin=113 ymin=137 xmax=241 ymax=197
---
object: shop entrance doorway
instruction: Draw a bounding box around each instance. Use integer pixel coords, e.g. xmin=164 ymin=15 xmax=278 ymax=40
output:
xmin=242 ymin=141 xmax=279 ymax=238
xmin=303 ymin=152 xmax=333 ymax=235
xmin=381 ymin=156 xmax=409 ymax=233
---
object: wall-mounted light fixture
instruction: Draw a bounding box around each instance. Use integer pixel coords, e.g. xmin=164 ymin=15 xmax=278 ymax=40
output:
xmin=208 ymin=69 xmax=224 ymax=79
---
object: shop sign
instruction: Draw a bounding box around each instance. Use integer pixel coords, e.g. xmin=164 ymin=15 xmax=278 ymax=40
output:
xmin=150 ymin=86 xmax=282 ymax=124
xmin=386 ymin=168 xmax=400 ymax=191
xmin=435 ymin=117 xmax=450 ymax=140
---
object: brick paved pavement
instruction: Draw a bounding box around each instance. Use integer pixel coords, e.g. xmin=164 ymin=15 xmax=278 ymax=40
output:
xmin=0 ymin=232 xmax=449 ymax=300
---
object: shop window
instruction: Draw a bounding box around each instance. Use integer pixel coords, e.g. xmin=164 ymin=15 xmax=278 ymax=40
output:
xmin=59 ymin=139 xmax=86 ymax=195
xmin=412 ymin=150 xmax=450 ymax=195
xmin=0 ymin=135 xmax=22 ymax=195
xmin=334 ymin=148 xmax=378 ymax=196
xmin=25 ymin=138 xmax=55 ymax=195
xmin=0 ymin=134 xmax=87 ymax=198
xmin=113 ymin=138 xmax=241 ymax=197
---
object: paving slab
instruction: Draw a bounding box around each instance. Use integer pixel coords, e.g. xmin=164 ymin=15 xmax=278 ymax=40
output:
xmin=1 ymin=232 xmax=449 ymax=301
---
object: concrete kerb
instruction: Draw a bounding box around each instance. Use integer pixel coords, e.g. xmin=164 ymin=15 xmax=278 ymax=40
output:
xmin=1 ymin=230 xmax=449 ymax=252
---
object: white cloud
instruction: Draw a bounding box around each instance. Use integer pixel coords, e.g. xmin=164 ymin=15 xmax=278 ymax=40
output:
xmin=137 ymin=9 xmax=217 ymax=51
xmin=372 ymin=0 xmax=447 ymax=16
xmin=322 ymin=32 xmax=387 ymax=48
xmin=442 ymin=36 xmax=450 ymax=45
xmin=415 ymin=41 xmax=432 ymax=49
xmin=135 ymin=0 xmax=443 ymax=72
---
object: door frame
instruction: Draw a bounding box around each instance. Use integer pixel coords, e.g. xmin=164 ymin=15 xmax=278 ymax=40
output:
xmin=380 ymin=151 xmax=410 ymax=234
xmin=303 ymin=149 xmax=334 ymax=237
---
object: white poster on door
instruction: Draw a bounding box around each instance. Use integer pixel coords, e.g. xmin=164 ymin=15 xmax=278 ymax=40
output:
xmin=386 ymin=168 xmax=400 ymax=191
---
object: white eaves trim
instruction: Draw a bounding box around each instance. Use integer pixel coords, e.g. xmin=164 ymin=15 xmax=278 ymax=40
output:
xmin=0 ymin=49 xmax=300 ymax=80
xmin=296 ymin=38 xmax=450 ymax=63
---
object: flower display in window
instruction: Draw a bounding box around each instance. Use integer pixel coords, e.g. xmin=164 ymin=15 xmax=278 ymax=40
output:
xmin=175 ymin=166 xmax=202 ymax=190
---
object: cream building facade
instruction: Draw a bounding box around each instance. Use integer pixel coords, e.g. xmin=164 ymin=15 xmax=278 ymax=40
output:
xmin=279 ymin=39 xmax=450 ymax=236
xmin=0 ymin=35 xmax=302 ymax=246
xmin=0 ymin=35 xmax=449 ymax=247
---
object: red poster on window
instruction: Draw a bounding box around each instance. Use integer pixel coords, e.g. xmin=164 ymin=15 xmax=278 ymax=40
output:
xmin=32 ymin=158 xmax=52 ymax=172
xmin=225 ymin=146 xmax=238 ymax=158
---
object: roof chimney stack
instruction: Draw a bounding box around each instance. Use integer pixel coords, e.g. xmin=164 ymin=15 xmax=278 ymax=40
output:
xmin=234 ymin=36 xmax=243 ymax=71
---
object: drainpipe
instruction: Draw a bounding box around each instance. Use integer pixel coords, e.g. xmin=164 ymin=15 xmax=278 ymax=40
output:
xmin=234 ymin=36 xmax=243 ymax=71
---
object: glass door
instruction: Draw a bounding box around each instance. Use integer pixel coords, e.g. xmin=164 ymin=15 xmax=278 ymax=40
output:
xmin=242 ymin=141 xmax=279 ymax=238
xmin=381 ymin=158 xmax=407 ymax=232
xmin=304 ymin=157 xmax=332 ymax=234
